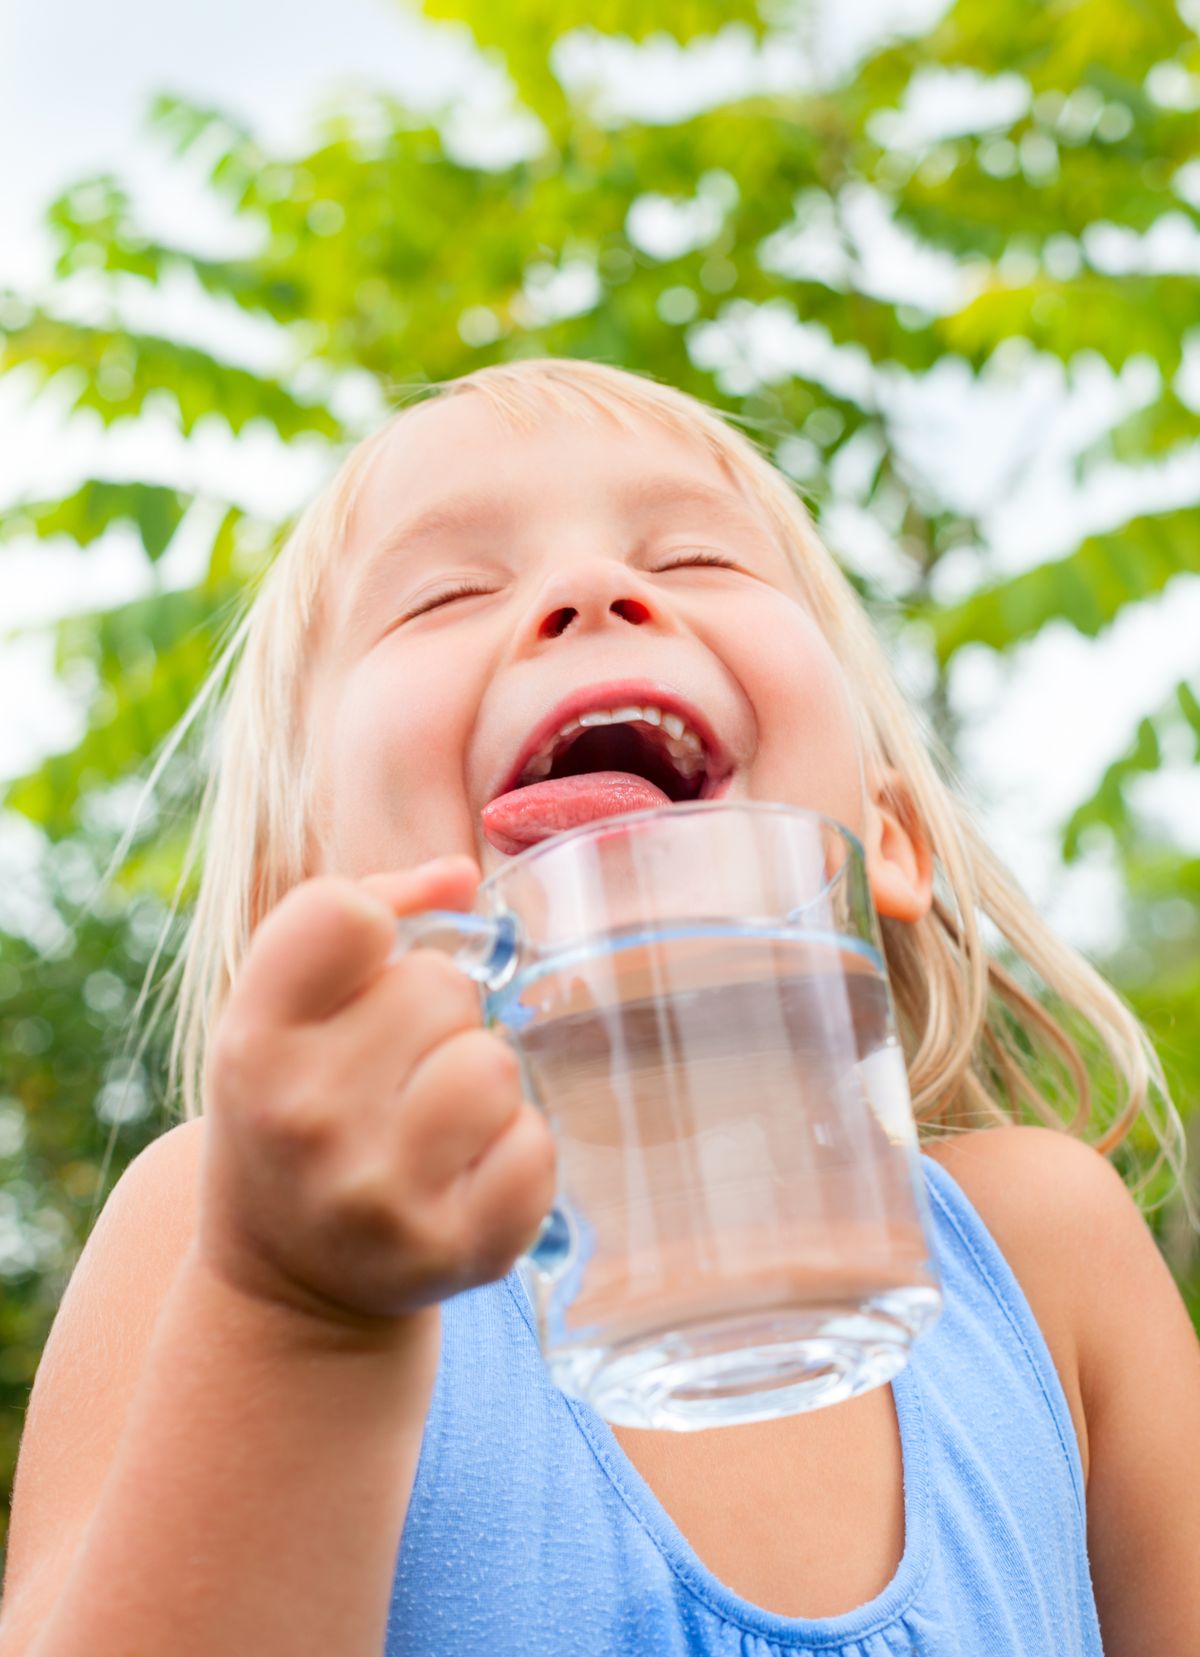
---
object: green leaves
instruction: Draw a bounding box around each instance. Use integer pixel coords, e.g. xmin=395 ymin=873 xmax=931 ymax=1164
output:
xmin=4 ymin=587 xmax=227 ymax=838
xmin=923 ymin=506 xmax=1200 ymax=663
xmin=943 ymin=275 xmax=1200 ymax=373
xmin=423 ymin=0 xmax=764 ymax=45
xmin=0 ymin=480 xmax=191 ymax=564
xmin=146 ymin=93 xmax=267 ymax=207
xmin=921 ymin=0 xmax=1194 ymax=88
xmin=1063 ymin=678 xmax=1200 ymax=861
xmin=419 ymin=0 xmax=769 ymax=136
xmin=44 ymin=173 xmax=306 ymax=325
xmin=0 ymin=310 xmax=343 ymax=439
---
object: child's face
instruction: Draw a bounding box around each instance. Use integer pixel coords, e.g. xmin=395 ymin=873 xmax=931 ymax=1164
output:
xmin=307 ymin=395 xmax=906 ymax=906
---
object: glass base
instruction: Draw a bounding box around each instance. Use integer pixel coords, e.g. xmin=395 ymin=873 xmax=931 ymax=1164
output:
xmin=548 ymin=1288 xmax=941 ymax=1431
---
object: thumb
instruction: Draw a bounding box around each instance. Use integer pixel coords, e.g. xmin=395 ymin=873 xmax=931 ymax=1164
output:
xmin=359 ymin=854 xmax=482 ymax=920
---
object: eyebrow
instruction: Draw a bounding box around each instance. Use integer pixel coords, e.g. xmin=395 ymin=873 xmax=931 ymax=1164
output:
xmin=340 ymin=474 xmax=773 ymax=628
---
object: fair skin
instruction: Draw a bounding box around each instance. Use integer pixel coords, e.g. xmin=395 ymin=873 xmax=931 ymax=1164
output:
xmin=2 ymin=395 xmax=1198 ymax=1655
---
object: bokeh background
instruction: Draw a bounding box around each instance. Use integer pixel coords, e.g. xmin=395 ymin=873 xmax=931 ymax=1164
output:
xmin=2 ymin=0 xmax=1198 ymax=1568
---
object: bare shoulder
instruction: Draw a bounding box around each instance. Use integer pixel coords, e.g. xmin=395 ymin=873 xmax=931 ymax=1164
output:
xmin=921 ymin=1122 xmax=1152 ymax=1333
xmin=921 ymin=1123 xmax=1137 ymax=1483
xmin=0 ymin=1115 xmax=207 ymax=1630
xmin=40 ymin=1114 xmax=208 ymax=1354
xmin=922 ymin=1118 xmax=1133 ymax=1259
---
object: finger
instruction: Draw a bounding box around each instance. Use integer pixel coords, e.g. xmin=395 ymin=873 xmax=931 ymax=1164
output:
xmin=332 ymin=947 xmax=486 ymax=1099
xmin=360 ymin=855 xmax=480 ymax=919
xmin=400 ymin=1028 xmax=526 ymax=1189
xmin=242 ymin=860 xmax=477 ymax=1026
xmin=457 ymin=1100 xmax=557 ymax=1281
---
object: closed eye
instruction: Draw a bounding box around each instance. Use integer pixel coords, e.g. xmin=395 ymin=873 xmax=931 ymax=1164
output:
xmin=401 ymin=552 xmax=737 ymax=623
xmin=653 ymin=552 xmax=740 ymax=572
xmin=401 ymin=579 xmax=494 ymax=620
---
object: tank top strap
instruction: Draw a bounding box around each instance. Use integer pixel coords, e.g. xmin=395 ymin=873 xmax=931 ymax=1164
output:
xmin=917 ymin=1151 xmax=1088 ymax=1524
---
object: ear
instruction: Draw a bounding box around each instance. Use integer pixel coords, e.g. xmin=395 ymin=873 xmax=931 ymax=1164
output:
xmin=863 ymin=769 xmax=934 ymax=924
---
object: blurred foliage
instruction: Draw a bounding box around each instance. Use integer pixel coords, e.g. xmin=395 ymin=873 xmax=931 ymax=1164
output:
xmin=922 ymin=507 xmax=1200 ymax=661
xmin=2 ymin=0 xmax=1199 ymax=1567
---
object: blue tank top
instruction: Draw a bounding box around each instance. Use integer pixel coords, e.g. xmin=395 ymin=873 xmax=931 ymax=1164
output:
xmin=385 ymin=1153 xmax=1103 ymax=1655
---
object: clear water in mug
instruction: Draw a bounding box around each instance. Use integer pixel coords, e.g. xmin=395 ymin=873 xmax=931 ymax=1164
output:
xmin=485 ymin=923 xmax=942 ymax=1430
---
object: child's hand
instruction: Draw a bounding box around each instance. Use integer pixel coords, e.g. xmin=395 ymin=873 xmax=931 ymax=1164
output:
xmin=196 ymin=856 xmax=556 ymax=1333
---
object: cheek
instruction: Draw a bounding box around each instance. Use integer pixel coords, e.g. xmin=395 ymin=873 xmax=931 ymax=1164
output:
xmin=735 ymin=603 xmax=864 ymax=830
xmin=310 ymin=655 xmax=469 ymax=872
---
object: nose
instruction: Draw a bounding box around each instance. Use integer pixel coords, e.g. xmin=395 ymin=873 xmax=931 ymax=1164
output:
xmin=529 ymin=560 xmax=654 ymax=642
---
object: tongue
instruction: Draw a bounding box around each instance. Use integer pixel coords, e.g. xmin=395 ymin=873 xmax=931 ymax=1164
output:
xmin=481 ymin=771 xmax=671 ymax=855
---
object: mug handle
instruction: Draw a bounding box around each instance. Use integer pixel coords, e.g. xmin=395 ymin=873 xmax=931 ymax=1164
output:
xmin=392 ymin=908 xmax=561 ymax=1266
xmin=389 ymin=908 xmax=522 ymax=990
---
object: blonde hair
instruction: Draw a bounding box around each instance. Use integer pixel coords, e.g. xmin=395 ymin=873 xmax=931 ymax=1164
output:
xmin=137 ymin=358 xmax=1184 ymax=1200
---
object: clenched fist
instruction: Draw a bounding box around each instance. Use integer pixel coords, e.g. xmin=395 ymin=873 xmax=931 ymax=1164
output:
xmin=196 ymin=856 xmax=556 ymax=1334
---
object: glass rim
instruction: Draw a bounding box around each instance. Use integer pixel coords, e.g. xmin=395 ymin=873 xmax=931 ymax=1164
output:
xmin=478 ymin=798 xmax=868 ymax=896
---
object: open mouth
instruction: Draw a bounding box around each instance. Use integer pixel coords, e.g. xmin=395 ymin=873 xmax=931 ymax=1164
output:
xmin=481 ymin=705 xmax=734 ymax=856
xmin=522 ymin=717 xmax=709 ymax=800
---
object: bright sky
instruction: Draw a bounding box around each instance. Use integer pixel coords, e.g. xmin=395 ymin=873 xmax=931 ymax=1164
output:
xmin=2 ymin=0 xmax=1198 ymax=956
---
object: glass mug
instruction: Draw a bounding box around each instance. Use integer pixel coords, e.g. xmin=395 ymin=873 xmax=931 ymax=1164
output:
xmin=390 ymin=802 xmax=941 ymax=1431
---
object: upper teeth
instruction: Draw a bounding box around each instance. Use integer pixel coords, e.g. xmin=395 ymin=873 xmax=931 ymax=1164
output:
xmin=520 ymin=704 xmax=707 ymax=783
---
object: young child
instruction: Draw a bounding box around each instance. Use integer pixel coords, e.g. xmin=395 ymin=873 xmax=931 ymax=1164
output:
xmin=1 ymin=359 xmax=1197 ymax=1657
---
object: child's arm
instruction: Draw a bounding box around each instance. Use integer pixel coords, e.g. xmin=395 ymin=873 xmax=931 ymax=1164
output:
xmin=0 ymin=1121 xmax=440 ymax=1657
xmin=0 ymin=862 xmax=556 ymax=1657
xmin=936 ymin=1125 xmax=1200 ymax=1654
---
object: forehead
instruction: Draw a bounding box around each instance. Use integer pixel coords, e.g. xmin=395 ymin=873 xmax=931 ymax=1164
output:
xmin=344 ymin=391 xmax=771 ymax=560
